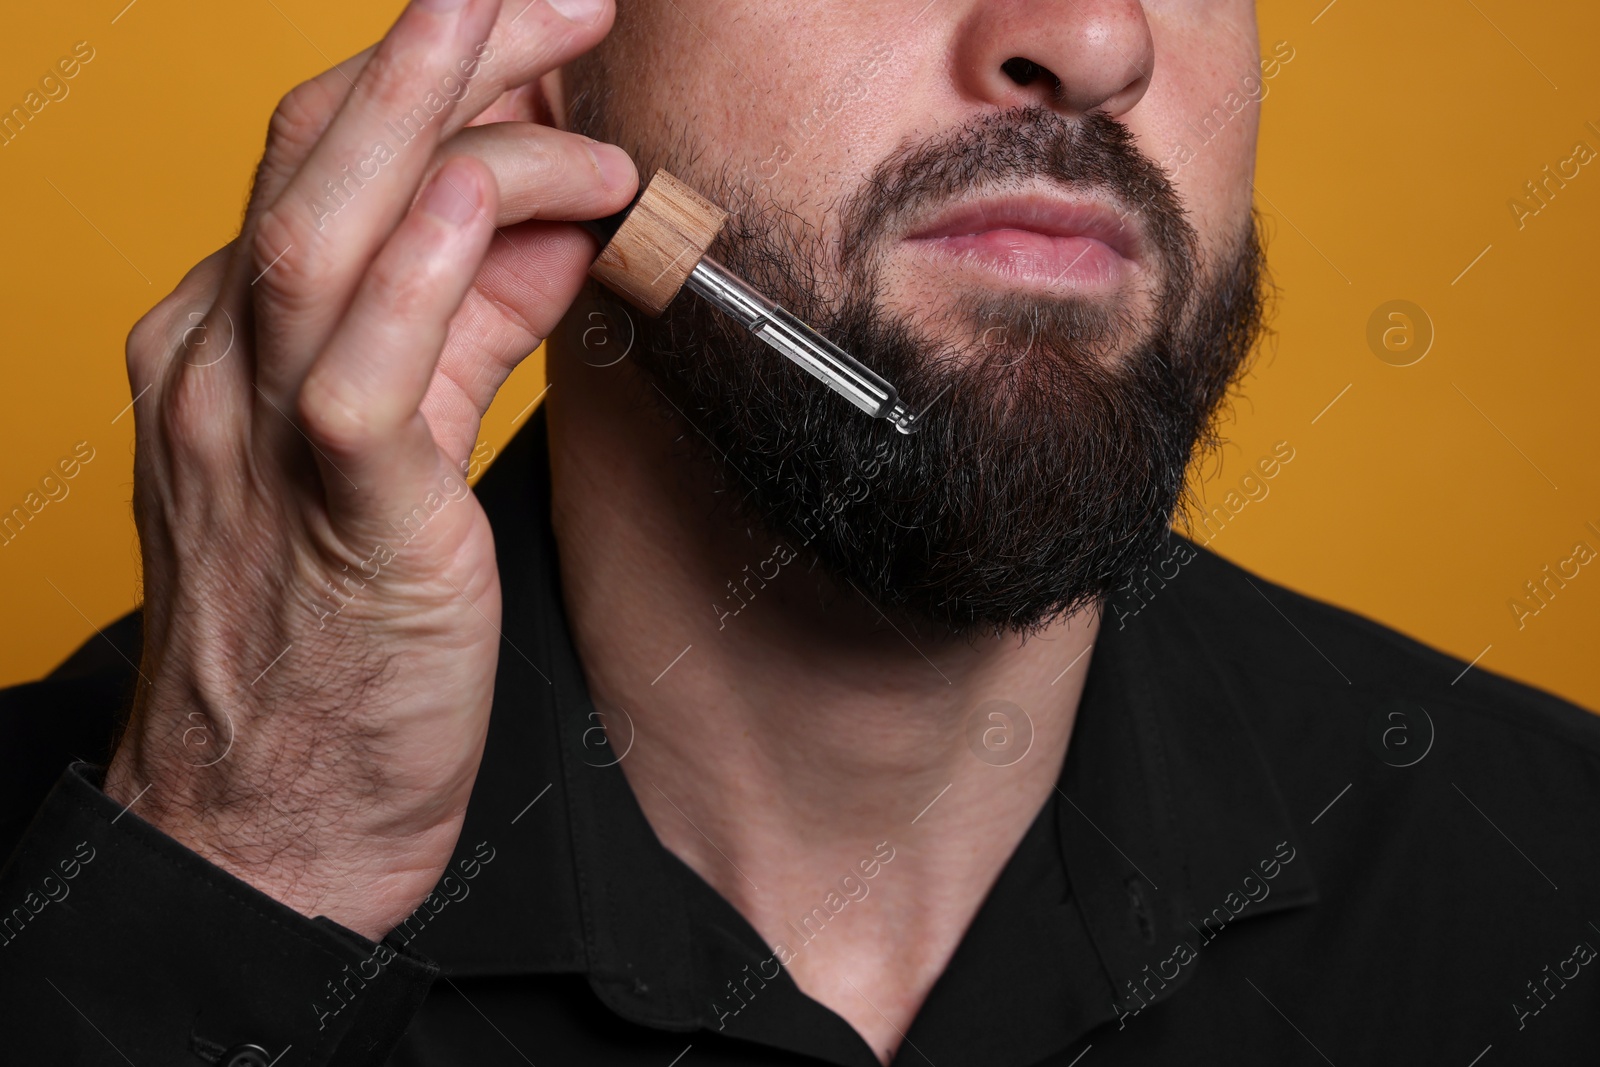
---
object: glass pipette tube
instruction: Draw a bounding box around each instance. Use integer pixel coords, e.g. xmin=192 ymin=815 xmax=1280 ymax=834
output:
xmin=684 ymin=257 xmax=922 ymax=435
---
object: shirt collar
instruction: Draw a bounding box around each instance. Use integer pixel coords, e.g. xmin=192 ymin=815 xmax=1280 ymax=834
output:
xmin=411 ymin=412 xmax=1318 ymax=1050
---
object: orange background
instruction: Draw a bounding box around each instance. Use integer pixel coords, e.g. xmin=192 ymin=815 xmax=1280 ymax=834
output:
xmin=2 ymin=1 xmax=1596 ymax=711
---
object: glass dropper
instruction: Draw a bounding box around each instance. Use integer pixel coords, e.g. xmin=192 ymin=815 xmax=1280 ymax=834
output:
xmin=683 ymin=257 xmax=920 ymax=435
xmin=581 ymin=196 xmax=924 ymax=435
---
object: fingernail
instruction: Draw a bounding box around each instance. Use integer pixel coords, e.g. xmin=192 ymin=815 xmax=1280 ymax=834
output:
xmin=546 ymin=0 xmax=606 ymax=25
xmin=420 ymin=170 xmax=480 ymax=226
xmin=586 ymin=143 xmax=635 ymax=192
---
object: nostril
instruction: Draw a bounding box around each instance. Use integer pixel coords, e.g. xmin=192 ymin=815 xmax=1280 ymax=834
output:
xmin=1001 ymin=57 xmax=1061 ymax=94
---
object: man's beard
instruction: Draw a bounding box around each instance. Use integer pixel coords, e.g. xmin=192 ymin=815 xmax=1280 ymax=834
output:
xmin=577 ymin=105 xmax=1267 ymax=638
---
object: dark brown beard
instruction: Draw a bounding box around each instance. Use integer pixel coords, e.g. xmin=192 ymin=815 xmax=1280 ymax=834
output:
xmin=569 ymin=103 xmax=1268 ymax=638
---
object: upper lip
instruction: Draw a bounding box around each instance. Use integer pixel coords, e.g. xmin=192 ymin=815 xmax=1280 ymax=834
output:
xmin=902 ymin=193 xmax=1141 ymax=262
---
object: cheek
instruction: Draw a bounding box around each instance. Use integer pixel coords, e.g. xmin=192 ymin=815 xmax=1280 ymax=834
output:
xmin=1184 ymin=142 xmax=1257 ymax=262
xmin=604 ymin=2 xmax=914 ymax=238
xmin=1134 ymin=16 xmax=1261 ymax=251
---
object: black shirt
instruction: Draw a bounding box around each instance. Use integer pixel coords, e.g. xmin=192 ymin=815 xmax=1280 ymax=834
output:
xmin=3 ymin=409 xmax=1599 ymax=1065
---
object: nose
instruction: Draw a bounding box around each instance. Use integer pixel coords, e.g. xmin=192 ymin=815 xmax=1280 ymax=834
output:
xmin=951 ymin=0 xmax=1155 ymax=118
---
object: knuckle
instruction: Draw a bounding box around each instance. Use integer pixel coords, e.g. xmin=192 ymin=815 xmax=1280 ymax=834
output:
xmin=158 ymin=362 xmax=226 ymax=450
xmin=251 ymin=206 xmax=329 ymax=308
xmin=483 ymin=132 xmax=561 ymax=204
xmin=127 ymin=246 xmax=236 ymax=371
xmin=355 ymin=45 xmax=430 ymax=116
xmin=267 ymin=79 xmax=335 ymax=162
xmin=126 ymin=305 xmax=175 ymax=375
xmin=366 ymin=251 xmax=438 ymax=316
xmin=355 ymin=27 xmax=479 ymax=127
xmin=247 ymin=146 xmax=295 ymax=220
xmin=297 ymin=372 xmax=374 ymax=454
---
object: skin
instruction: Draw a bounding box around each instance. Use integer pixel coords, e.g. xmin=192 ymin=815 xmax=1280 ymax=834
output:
xmin=103 ymin=0 xmax=1260 ymax=1062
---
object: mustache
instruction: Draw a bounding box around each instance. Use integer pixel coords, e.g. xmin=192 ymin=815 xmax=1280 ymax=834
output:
xmin=836 ymin=106 xmax=1197 ymax=289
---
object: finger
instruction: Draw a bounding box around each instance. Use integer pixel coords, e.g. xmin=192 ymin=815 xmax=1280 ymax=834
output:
xmin=218 ymin=46 xmax=536 ymax=311
xmin=251 ymin=0 xmax=504 ymax=400
xmin=244 ymin=0 xmax=613 ymax=248
xmin=192 ymin=50 xmax=380 ymax=313
xmin=246 ymin=48 xmax=377 ymax=225
xmin=252 ymin=0 xmax=622 ymax=401
xmin=424 ymin=121 xmax=636 ymax=227
xmin=443 ymin=0 xmax=616 ymax=137
xmin=213 ymin=51 xmax=534 ymax=354
xmin=394 ymin=121 xmax=638 ymax=459
xmin=294 ymin=156 xmax=498 ymax=524
xmin=221 ymin=68 xmax=536 ymax=321
xmin=419 ymin=220 xmax=602 ymax=460
xmin=465 ymin=82 xmax=541 ymax=127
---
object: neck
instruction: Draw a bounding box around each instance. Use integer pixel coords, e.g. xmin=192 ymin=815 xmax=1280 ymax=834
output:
xmin=543 ymin=320 xmax=1099 ymax=1061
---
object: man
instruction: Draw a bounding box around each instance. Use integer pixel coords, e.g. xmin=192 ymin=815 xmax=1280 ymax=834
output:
xmin=2 ymin=0 xmax=1596 ymax=1063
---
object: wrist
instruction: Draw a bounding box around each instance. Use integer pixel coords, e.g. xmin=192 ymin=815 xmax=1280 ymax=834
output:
xmin=103 ymin=745 xmax=458 ymax=940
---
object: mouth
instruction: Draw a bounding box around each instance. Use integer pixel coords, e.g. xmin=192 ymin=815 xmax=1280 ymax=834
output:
xmin=901 ymin=193 xmax=1141 ymax=290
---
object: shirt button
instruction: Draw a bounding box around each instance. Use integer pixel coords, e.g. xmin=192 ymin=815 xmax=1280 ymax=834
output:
xmin=218 ymin=1045 xmax=272 ymax=1067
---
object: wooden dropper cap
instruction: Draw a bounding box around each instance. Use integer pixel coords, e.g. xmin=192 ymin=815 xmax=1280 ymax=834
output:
xmin=583 ymin=170 xmax=729 ymax=317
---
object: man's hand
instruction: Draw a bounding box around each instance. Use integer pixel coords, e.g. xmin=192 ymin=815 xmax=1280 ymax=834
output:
xmin=102 ymin=0 xmax=633 ymax=940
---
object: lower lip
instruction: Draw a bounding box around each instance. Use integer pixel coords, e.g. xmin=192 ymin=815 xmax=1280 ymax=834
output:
xmin=906 ymin=229 xmax=1130 ymax=288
